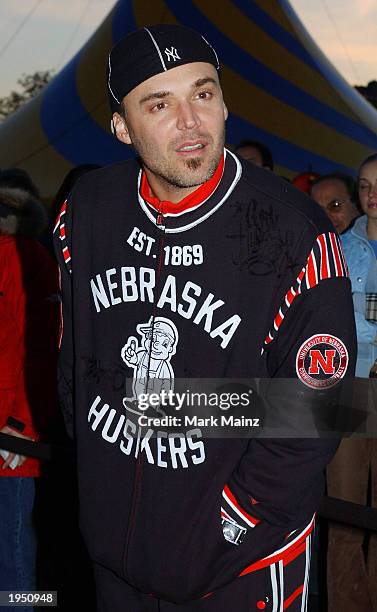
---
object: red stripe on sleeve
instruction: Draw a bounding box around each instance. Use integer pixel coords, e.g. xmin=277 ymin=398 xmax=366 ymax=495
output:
xmin=63 ymin=247 xmax=71 ymax=262
xmin=305 ymin=252 xmax=317 ymax=288
xmin=274 ymin=309 xmax=284 ymax=330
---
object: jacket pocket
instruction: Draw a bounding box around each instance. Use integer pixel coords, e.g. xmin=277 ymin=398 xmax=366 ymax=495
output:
xmin=221 ymin=483 xmax=261 ymax=545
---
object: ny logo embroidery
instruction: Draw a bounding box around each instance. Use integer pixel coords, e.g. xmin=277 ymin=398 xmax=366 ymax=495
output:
xmin=164 ymin=46 xmax=181 ymax=62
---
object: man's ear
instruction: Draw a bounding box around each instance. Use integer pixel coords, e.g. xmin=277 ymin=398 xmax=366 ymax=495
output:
xmin=223 ymin=102 xmax=228 ymax=122
xmin=112 ymin=112 xmax=132 ymax=145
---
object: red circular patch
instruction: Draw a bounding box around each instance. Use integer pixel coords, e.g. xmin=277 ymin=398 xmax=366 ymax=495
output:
xmin=256 ymin=601 xmax=266 ymax=610
xmin=296 ymin=334 xmax=349 ymax=389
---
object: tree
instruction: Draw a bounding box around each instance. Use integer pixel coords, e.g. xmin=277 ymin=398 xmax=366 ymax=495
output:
xmin=355 ymin=80 xmax=377 ymax=110
xmin=0 ymin=70 xmax=54 ymax=121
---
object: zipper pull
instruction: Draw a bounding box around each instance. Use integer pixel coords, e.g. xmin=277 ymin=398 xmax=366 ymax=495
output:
xmin=157 ymin=213 xmax=165 ymax=227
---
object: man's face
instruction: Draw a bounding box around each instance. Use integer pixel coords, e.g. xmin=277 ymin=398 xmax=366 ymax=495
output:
xmin=311 ymin=178 xmax=358 ymax=234
xmin=113 ymin=62 xmax=228 ymax=190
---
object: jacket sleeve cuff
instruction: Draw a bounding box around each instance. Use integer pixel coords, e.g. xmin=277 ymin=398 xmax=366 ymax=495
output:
xmin=221 ymin=483 xmax=261 ymax=531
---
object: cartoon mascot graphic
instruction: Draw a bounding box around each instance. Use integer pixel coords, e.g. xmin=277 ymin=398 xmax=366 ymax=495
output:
xmin=121 ymin=316 xmax=179 ymax=413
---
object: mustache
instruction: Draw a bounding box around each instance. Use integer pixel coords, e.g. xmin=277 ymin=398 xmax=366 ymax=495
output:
xmin=170 ymin=133 xmax=213 ymax=149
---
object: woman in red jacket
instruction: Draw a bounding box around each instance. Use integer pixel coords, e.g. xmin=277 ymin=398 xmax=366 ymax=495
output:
xmin=0 ymin=184 xmax=59 ymax=601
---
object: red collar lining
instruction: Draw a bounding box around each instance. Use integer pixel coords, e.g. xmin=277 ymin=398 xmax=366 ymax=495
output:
xmin=140 ymin=154 xmax=225 ymax=215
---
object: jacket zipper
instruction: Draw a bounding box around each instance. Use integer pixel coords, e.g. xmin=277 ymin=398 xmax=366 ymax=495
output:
xmin=123 ymin=210 xmax=167 ymax=581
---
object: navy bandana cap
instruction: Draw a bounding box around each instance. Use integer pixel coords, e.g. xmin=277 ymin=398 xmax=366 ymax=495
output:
xmin=107 ymin=24 xmax=220 ymax=112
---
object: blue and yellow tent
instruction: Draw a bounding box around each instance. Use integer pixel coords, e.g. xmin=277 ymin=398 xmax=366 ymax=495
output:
xmin=1 ymin=0 xmax=377 ymax=198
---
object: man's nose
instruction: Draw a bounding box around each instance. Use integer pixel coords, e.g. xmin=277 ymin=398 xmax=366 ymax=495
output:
xmin=329 ymin=213 xmax=341 ymax=229
xmin=176 ymin=101 xmax=201 ymax=131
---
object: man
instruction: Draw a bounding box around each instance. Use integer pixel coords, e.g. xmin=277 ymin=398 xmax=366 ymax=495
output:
xmin=54 ymin=25 xmax=356 ymax=611
xmin=235 ymin=140 xmax=274 ymax=171
xmin=310 ymin=173 xmax=359 ymax=234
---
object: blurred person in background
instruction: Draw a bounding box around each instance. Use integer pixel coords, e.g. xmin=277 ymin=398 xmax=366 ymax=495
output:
xmin=0 ymin=168 xmax=40 ymax=199
xmin=235 ymin=139 xmax=274 ymax=170
xmin=0 ymin=177 xmax=59 ymax=604
xmin=309 ymin=171 xmax=359 ymax=607
xmin=310 ymin=173 xmax=359 ymax=235
xmin=291 ymin=171 xmax=320 ymax=194
xmin=327 ymin=153 xmax=377 ymax=612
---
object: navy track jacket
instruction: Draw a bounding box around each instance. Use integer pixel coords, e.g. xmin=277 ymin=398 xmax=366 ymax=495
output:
xmin=54 ymin=150 xmax=356 ymax=603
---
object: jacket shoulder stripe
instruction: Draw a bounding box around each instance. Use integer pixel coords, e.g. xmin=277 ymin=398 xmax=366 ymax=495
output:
xmin=337 ymin=234 xmax=349 ymax=276
xmin=317 ymin=234 xmax=330 ymax=280
xmin=263 ymin=233 xmax=348 ymax=348
xmin=305 ymin=252 xmax=318 ymax=289
xmin=55 ymin=200 xmax=72 ymax=274
xmin=329 ymin=232 xmax=343 ymax=277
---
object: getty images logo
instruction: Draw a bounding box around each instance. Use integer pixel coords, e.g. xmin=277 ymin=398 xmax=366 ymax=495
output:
xmin=164 ymin=46 xmax=181 ymax=62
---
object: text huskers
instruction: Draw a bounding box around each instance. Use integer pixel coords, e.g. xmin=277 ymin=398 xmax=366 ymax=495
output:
xmin=88 ymin=395 xmax=206 ymax=469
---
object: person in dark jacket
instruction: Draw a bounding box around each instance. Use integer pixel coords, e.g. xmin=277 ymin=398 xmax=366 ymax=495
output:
xmin=54 ymin=25 xmax=357 ymax=611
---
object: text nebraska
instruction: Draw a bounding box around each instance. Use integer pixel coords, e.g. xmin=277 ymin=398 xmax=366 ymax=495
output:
xmin=90 ymin=266 xmax=241 ymax=348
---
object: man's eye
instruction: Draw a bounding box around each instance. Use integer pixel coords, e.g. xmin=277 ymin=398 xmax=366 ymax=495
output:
xmin=152 ymin=102 xmax=167 ymax=111
xmin=329 ymin=200 xmax=342 ymax=210
xmin=197 ymin=91 xmax=212 ymax=99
